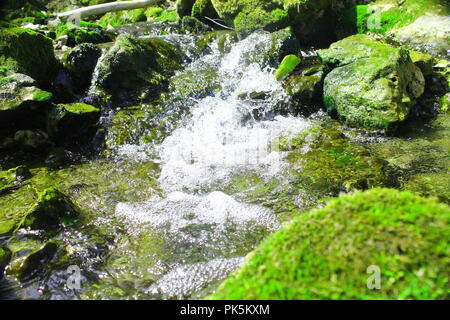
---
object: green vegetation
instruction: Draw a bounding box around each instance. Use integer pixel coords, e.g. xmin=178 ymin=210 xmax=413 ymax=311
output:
xmin=211 ymin=188 xmax=450 ymax=300
xmin=274 ymin=54 xmax=301 ymax=81
xmin=0 ymin=27 xmax=58 ymax=84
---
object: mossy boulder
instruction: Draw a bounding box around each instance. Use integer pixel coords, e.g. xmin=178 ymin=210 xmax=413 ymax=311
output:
xmin=63 ymin=43 xmax=102 ymax=93
xmin=0 ymin=166 xmax=31 ymax=194
xmin=182 ymin=16 xmax=211 ymax=33
xmin=19 ymin=188 xmax=79 ymax=230
xmin=55 ymin=22 xmax=111 ymax=47
xmin=318 ymin=34 xmax=425 ymax=130
xmin=176 ymin=0 xmax=197 ymax=18
xmin=46 ymin=103 xmax=101 ymax=143
xmin=98 ymin=9 xmax=147 ymax=27
xmin=212 ymin=188 xmax=450 ymax=300
xmin=93 ymin=35 xmax=184 ymax=107
xmin=0 ymin=73 xmax=53 ymax=131
xmin=0 ymin=28 xmax=58 ymax=85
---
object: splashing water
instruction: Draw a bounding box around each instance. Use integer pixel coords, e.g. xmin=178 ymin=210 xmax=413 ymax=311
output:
xmin=113 ymin=32 xmax=312 ymax=298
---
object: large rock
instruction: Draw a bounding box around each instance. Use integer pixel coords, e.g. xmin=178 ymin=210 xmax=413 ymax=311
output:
xmin=318 ymin=35 xmax=425 ymax=130
xmin=0 ymin=73 xmax=53 ymax=131
xmin=63 ymin=43 xmax=102 ymax=93
xmin=0 ymin=28 xmax=58 ymax=85
xmin=46 ymin=103 xmax=101 ymax=143
xmin=211 ymin=188 xmax=450 ymax=299
xmin=388 ymin=16 xmax=450 ymax=60
xmin=208 ymin=0 xmax=332 ymax=39
xmin=93 ymin=35 xmax=184 ymax=107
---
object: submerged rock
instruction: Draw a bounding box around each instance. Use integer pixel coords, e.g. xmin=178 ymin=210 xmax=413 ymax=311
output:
xmin=93 ymin=35 xmax=184 ymax=107
xmin=211 ymin=188 xmax=450 ymax=299
xmin=0 ymin=27 xmax=58 ymax=85
xmin=0 ymin=166 xmax=31 ymax=195
xmin=0 ymin=246 xmax=11 ymax=278
xmin=318 ymin=34 xmax=425 ymax=130
xmin=19 ymin=188 xmax=78 ymax=230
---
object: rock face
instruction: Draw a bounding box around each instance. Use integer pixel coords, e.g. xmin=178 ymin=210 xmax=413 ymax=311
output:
xmin=318 ymin=34 xmax=425 ymax=130
xmin=93 ymin=35 xmax=184 ymax=107
xmin=0 ymin=28 xmax=58 ymax=85
xmin=388 ymin=16 xmax=450 ymax=60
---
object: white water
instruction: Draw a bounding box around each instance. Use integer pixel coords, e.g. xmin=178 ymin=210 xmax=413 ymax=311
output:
xmin=114 ymin=32 xmax=312 ymax=298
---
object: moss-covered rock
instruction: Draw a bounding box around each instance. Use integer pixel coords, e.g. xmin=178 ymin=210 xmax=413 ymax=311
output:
xmin=55 ymin=22 xmax=110 ymax=47
xmin=318 ymin=34 xmax=425 ymax=130
xmin=93 ymin=35 xmax=184 ymax=107
xmin=181 ymin=16 xmax=211 ymax=33
xmin=0 ymin=28 xmax=58 ymax=84
xmin=98 ymin=8 xmax=147 ymax=27
xmin=0 ymin=166 xmax=30 ymax=195
xmin=339 ymin=0 xmax=449 ymax=37
xmin=0 ymin=73 xmax=53 ymax=132
xmin=176 ymin=0 xmax=197 ymax=18
xmin=63 ymin=43 xmax=102 ymax=93
xmin=191 ymin=0 xmax=219 ymax=24
xmin=19 ymin=188 xmax=78 ymax=230
xmin=6 ymin=239 xmax=59 ymax=281
xmin=283 ymin=64 xmax=325 ymax=115
xmin=211 ymin=188 xmax=450 ymax=300
xmin=279 ymin=121 xmax=391 ymax=198
xmin=46 ymin=103 xmax=101 ymax=143
xmin=274 ymin=54 xmax=301 ymax=81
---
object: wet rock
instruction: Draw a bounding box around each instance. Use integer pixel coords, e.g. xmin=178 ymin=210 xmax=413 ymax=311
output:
xmin=191 ymin=0 xmax=219 ymax=25
xmin=0 ymin=247 xmax=11 ymax=278
xmin=6 ymin=240 xmax=59 ymax=281
xmin=14 ymin=129 xmax=51 ymax=151
xmin=410 ymin=51 xmax=436 ymax=77
xmin=63 ymin=43 xmax=102 ymax=93
xmin=19 ymin=188 xmax=79 ymax=231
xmin=283 ymin=64 xmax=325 ymax=115
xmin=93 ymin=35 xmax=184 ymax=107
xmin=318 ymin=34 xmax=425 ymax=130
xmin=388 ymin=16 xmax=450 ymax=60
xmin=0 ymin=27 xmax=58 ymax=85
xmin=0 ymin=166 xmax=31 ymax=195
xmin=0 ymin=74 xmax=53 ymax=131
xmin=46 ymin=103 xmax=101 ymax=143
xmin=182 ymin=16 xmax=211 ymax=33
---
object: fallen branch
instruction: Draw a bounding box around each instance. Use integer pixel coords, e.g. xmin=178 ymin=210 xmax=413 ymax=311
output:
xmin=57 ymin=0 xmax=162 ymax=20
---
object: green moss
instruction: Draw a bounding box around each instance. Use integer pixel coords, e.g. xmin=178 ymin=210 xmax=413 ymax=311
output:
xmin=98 ymin=8 xmax=149 ymax=27
xmin=32 ymin=89 xmax=53 ymax=102
xmin=0 ymin=246 xmax=11 ymax=271
xmin=274 ymin=54 xmax=301 ymax=81
xmin=0 ymin=166 xmax=30 ymax=195
xmin=279 ymin=121 xmax=390 ymax=197
xmin=211 ymin=188 xmax=450 ymax=300
xmin=19 ymin=188 xmax=79 ymax=231
xmin=0 ymin=28 xmax=58 ymax=84
xmin=145 ymin=7 xmax=164 ymax=18
xmin=233 ymin=8 xmax=289 ymax=38
xmin=56 ymin=22 xmax=108 ymax=47
xmin=341 ymin=0 xmax=450 ymax=36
